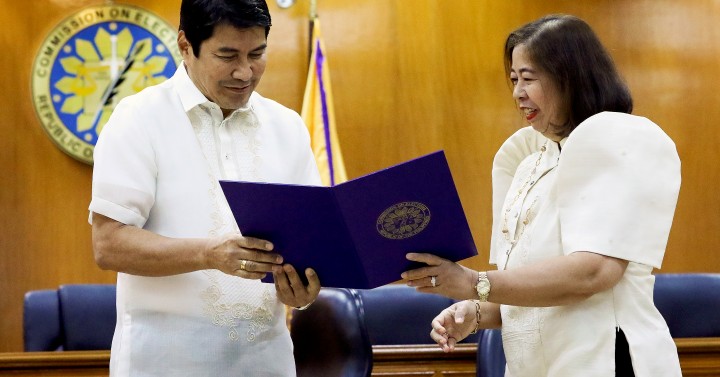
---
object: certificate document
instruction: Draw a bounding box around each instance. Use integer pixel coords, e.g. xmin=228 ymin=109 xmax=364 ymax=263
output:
xmin=219 ymin=151 xmax=477 ymax=289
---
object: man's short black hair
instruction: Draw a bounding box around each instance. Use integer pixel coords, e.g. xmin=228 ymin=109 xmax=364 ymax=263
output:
xmin=179 ymin=0 xmax=272 ymax=57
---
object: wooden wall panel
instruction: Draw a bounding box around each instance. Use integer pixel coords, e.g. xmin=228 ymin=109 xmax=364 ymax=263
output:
xmin=0 ymin=0 xmax=178 ymax=354
xmin=1 ymin=0 xmax=718 ymax=353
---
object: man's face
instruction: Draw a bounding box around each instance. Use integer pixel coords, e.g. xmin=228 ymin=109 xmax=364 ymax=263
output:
xmin=179 ymin=23 xmax=267 ymax=117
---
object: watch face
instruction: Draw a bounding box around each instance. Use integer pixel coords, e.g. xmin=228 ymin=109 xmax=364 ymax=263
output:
xmin=478 ymin=280 xmax=490 ymax=294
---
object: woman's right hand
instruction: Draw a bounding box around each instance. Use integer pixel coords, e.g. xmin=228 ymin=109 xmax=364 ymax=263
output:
xmin=402 ymin=253 xmax=478 ymax=300
xmin=430 ymin=300 xmax=478 ymax=352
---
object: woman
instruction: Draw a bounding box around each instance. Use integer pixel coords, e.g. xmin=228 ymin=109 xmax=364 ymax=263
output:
xmin=401 ymin=14 xmax=682 ymax=376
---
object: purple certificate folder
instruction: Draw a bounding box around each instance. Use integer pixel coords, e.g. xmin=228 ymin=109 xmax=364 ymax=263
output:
xmin=219 ymin=150 xmax=477 ymax=289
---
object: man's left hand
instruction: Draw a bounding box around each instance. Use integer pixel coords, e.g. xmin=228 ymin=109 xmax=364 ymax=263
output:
xmin=273 ymin=264 xmax=321 ymax=309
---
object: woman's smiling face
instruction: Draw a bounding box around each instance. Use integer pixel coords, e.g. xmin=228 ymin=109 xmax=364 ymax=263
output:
xmin=510 ymin=44 xmax=566 ymax=140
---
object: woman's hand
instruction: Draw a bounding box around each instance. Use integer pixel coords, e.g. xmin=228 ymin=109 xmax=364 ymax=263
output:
xmin=430 ymin=300 xmax=478 ymax=352
xmin=401 ymin=253 xmax=478 ymax=300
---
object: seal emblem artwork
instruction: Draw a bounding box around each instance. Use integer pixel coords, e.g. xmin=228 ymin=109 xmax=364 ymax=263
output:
xmin=376 ymin=201 xmax=431 ymax=240
xmin=31 ymin=4 xmax=181 ymax=164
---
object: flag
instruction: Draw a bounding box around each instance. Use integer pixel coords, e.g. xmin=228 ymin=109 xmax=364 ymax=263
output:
xmin=301 ymin=18 xmax=347 ymax=186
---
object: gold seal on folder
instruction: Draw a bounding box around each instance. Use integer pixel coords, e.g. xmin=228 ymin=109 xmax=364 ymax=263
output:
xmin=376 ymin=202 xmax=431 ymax=240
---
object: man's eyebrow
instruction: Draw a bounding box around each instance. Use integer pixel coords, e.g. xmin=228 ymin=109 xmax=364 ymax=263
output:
xmin=251 ymin=43 xmax=267 ymax=52
xmin=216 ymin=44 xmax=267 ymax=53
xmin=217 ymin=47 xmax=239 ymax=53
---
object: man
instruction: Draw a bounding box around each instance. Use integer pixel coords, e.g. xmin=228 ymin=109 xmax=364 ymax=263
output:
xmin=89 ymin=1 xmax=321 ymax=375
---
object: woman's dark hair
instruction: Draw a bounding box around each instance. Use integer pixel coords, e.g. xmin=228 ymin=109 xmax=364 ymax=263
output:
xmin=179 ymin=0 xmax=272 ymax=57
xmin=504 ymin=14 xmax=633 ymax=137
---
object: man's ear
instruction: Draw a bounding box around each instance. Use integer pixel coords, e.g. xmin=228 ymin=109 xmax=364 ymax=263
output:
xmin=178 ymin=30 xmax=192 ymax=58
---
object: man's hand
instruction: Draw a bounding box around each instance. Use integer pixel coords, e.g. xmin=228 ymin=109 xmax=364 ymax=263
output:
xmin=272 ymin=264 xmax=321 ymax=309
xmin=93 ymin=213 xmax=288 ymax=278
xmin=204 ymin=233 xmax=283 ymax=280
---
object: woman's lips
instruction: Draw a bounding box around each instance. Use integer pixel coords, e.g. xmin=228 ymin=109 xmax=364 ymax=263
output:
xmin=526 ymin=110 xmax=537 ymax=122
xmin=521 ymin=107 xmax=538 ymax=122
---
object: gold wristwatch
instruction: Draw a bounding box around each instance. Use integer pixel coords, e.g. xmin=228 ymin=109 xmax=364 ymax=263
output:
xmin=475 ymin=271 xmax=491 ymax=302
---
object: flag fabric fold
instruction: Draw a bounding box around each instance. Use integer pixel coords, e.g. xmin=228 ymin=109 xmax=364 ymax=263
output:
xmin=301 ymin=18 xmax=347 ymax=186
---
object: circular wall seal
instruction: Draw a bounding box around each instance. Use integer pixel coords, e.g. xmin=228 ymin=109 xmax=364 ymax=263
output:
xmin=31 ymin=4 xmax=181 ymax=164
xmin=376 ymin=201 xmax=431 ymax=240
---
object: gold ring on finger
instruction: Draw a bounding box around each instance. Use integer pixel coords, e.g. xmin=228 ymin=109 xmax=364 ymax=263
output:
xmin=240 ymin=259 xmax=248 ymax=271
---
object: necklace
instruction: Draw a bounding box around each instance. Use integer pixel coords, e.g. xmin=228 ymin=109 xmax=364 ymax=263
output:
xmin=502 ymin=142 xmax=547 ymax=247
